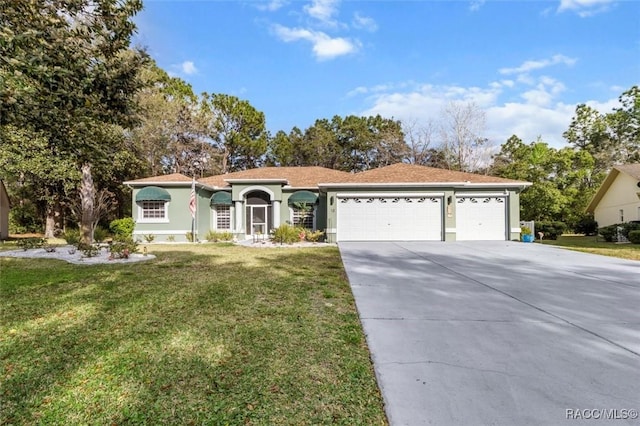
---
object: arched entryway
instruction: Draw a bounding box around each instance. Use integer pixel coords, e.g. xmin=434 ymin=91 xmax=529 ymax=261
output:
xmin=245 ymin=190 xmax=272 ymax=236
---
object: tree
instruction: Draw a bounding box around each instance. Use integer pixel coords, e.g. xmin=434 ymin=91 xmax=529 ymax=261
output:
xmin=439 ymin=101 xmax=491 ymax=172
xmin=204 ymin=93 xmax=268 ymax=173
xmin=0 ymin=0 xmax=147 ymax=242
xmin=403 ymin=119 xmax=447 ymax=167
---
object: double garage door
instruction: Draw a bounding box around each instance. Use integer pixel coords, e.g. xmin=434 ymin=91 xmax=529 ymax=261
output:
xmin=336 ymin=194 xmax=507 ymax=241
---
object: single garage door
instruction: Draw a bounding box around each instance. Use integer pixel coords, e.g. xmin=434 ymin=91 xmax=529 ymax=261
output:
xmin=337 ymin=195 xmax=443 ymax=241
xmin=456 ymin=195 xmax=507 ymax=240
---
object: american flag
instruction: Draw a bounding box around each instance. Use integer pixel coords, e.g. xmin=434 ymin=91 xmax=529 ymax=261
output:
xmin=189 ymin=178 xmax=196 ymax=219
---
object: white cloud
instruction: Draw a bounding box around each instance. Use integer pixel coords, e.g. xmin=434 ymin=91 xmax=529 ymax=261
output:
xmin=352 ymin=12 xmax=378 ymax=32
xmin=272 ymin=24 xmax=359 ymax=60
xmin=181 ymin=61 xmax=198 ymax=75
xmin=558 ymin=0 xmax=616 ymax=17
xmin=470 ymin=0 xmax=486 ymax=12
xmin=499 ymin=54 xmax=577 ymax=75
xmin=256 ymin=0 xmax=287 ymax=12
xmin=304 ymin=0 xmax=340 ymax=25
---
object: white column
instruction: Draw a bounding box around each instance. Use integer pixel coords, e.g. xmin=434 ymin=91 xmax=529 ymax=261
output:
xmin=235 ymin=200 xmax=243 ymax=234
xmin=272 ymin=200 xmax=281 ymax=228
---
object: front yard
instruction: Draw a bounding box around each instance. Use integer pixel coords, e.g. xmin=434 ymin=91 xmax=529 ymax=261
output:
xmin=537 ymin=235 xmax=640 ymax=261
xmin=0 ymin=245 xmax=387 ymax=425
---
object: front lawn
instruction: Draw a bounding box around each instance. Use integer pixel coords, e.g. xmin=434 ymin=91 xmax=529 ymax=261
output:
xmin=0 ymin=245 xmax=387 ymax=425
xmin=537 ymin=235 xmax=640 ymax=261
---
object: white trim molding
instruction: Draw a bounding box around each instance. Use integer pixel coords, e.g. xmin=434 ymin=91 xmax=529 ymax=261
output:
xmin=337 ymin=192 xmax=445 ymax=198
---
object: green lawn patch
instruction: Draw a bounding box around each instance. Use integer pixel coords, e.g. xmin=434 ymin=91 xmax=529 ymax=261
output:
xmin=537 ymin=235 xmax=640 ymax=261
xmin=1 ymin=245 xmax=387 ymax=425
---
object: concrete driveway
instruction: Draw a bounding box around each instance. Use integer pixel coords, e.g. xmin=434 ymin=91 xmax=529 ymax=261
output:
xmin=339 ymin=241 xmax=640 ymax=426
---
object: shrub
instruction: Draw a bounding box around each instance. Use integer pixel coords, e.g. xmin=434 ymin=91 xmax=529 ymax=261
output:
xmin=575 ymin=217 xmax=598 ymax=236
xmin=186 ymin=232 xmax=194 ymax=242
xmin=536 ymin=221 xmax=566 ymax=240
xmin=598 ymin=224 xmax=619 ymax=242
xmin=63 ymin=228 xmax=80 ymax=245
xmin=78 ymin=243 xmax=101 ymax=258
xmin=629 ymin=230 xmax=640 ymax=244
xmin=93 ymin=226 xmax=109 ymax=243
xmin=109 ymin=217 xmax=135 ymax=238
xmin=305 ymin=229 xmax=324 ymax=242
xmin=110 ymin=235 xmax=138 ymax=259
xmin=205 ymin=230 xmax=233 ymax=242
xmin=272 ymin=224 xmax=304 ymax=244
xmin=16 ymin=237 xmax=46 ymax=251
xmin=620 ymin=222 xmax=640 ymax=239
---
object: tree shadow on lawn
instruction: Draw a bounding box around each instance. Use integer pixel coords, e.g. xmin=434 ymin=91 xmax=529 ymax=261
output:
xmin=1 ymin=247 xmax=386 ymax=425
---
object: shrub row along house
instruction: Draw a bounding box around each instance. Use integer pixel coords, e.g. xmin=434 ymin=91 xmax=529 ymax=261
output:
xmin=124 ymin=163 xmax=531 ymax=243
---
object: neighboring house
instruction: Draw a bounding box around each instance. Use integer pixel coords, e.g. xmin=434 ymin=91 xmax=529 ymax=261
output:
xmin=0 ymin=181 xmax=10 ymax=240
xmin=586 ymin=164 xmax=640 ymax=227
xmin=123 ymin=163 xmax=531 ymax=243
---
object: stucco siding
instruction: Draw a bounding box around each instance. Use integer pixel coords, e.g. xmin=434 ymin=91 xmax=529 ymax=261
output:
xmin=594 ymin=173 xmax=640 ymax=227
xmin=132 ymin=186 xmax=194 ymax=242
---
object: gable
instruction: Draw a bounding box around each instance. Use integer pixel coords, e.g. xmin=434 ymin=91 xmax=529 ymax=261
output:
xmin=586 ymin=165 xmax=640 ymax=213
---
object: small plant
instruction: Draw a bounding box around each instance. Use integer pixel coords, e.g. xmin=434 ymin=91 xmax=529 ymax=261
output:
xmin=110 ymin=235 xmax=139 ymax=259
xmin=520 ymin=226 xmax=532 ymax=236
xmin=16 ymin=237 xmax=46 ymax=251
xmin=78 ymin=243 xmax=101 ymax=258
xmin=93 ymin=226 xmax=109 ymax=243
xmin=143 ymin=233 xmax=155 ymax=243
xmin=68 ymin=247 xmax=77 ymax=255
xmin=205 ymin=230 xmax=234 ymax=242
xmin=43 ymin=244 xmax=57 ymax=253
xmin=166 ymin=235 xmax=175 ymax=242
xmin=272 ymin=224 xmax=304 ymax=244
xmin=186 ymin=232 xmax=194 ymax=242
xmin=109 ymin=217 xmax=135 ymax=238
xmin=63 ymin=228 xmax=81 ymax=245
xmin=628 ymin=230 xmax=640 ymax=244
xmin=305 ymin=230 xmax=324 ymax=243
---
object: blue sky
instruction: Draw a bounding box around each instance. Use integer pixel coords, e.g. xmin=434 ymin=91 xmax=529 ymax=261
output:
xmin=134 ymin=0 xmax=639 ymax=148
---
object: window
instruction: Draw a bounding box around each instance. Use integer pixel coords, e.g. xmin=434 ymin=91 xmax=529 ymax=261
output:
xmin=215 ymin=206 xmax=231 ymax=230
xmin=141 ymin=201 xmax=167 ymax=220
xmin=620 ymin=209 xmax=624 ymax=222
xmin=292 ymin=206 xmax=314 ymax=229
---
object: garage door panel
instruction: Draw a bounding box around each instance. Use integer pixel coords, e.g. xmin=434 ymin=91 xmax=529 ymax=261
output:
xmin=338 ymin=197 xmax=442 ymax=241
xmin=456 ymin=196 xmax=506 ymax=241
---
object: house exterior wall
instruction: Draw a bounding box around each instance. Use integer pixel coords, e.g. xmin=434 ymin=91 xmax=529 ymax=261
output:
xmin=0 ymin=182 xmax=10 ymax=240
xmin=594 ymin=172 xmax=640 ymax=227
xmin=132 ymin=185 xmax=194 ymax=242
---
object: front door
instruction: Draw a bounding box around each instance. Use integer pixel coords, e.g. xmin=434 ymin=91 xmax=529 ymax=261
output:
xmin=248 ymin=205 xmax=268 ymax=236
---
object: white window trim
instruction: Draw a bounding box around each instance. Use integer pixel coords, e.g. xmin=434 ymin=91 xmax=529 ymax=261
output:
xmin=137 ymin=201 xmax=170 ymax=223
xmin=212 ymin=205 xmax=233 ymax=231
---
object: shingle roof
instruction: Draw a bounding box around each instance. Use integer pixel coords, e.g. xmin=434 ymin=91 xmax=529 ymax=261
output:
xmin=198 ymin=167 xmax=352 ymax=188
xmin=615 ymin=163 xmax=640 ymax=181
xmin=335 ymin=163 xmax=526 ymax=184
xmin=125 ymin=173 xmax=192 ymax=184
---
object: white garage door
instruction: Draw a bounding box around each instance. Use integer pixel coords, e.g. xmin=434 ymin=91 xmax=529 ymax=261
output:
xmin=337 ymin=196 xmax=443 ymax=241
xmin=456 ymin=196 xmax=507 ymax=241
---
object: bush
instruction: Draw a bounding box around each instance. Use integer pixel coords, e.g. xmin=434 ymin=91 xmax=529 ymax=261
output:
xmin=78 ymin=243 xmax=101 ymax=258
xmin=628 ymin=230 xmax=640 ymax=244
xmin=16 ymin=237 xmax=46 ymax=251
xmin=205 ymin=230 xmax=233 ymax=242
xmin=304 ymin=229 xmax=324 ymax=242
xmin=575 ymin=217 xmax=598 ymax=236
xmin=109 ymin=217 xmax=135 ymax=238
xmin=598 ymin=224 xmax=619 ymax=242
xmin=536 ymin=221 xmax=566 ymax=240
xmin=110 ymin=235 xmax=139 ymax=259
xmin=272 ymin=224 xmax=304 ymax=244
xmin=620 ymin=222 xmax=640 ymax=239
xmin=93 ymin=226 xmax=109 ymax=243
xmin=63 ymin=228 xmax=80 ymax=245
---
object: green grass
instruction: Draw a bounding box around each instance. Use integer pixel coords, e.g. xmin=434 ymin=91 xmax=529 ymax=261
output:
xmin=0 ymin=245 xmax=387 ymax=425
xmin=538 ymin=235 xmax=640 ymax=261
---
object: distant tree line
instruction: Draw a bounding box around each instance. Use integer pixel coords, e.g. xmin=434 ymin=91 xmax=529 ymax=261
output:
xmin=1 ymin=1 xmax=638 ymax=239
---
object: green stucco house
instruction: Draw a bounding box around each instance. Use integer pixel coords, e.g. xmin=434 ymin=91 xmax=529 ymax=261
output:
xmin=124 ymin=163 xmax=530 ymax=243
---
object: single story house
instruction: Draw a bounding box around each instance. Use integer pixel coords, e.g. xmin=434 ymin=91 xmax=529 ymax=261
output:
xmin=586 ymin=164 xmax=640 ymax=227
xmin=0 ymin=181 xmax=10 ymax=240
xmin=123 ymin=163 xmax=531 ymax=243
